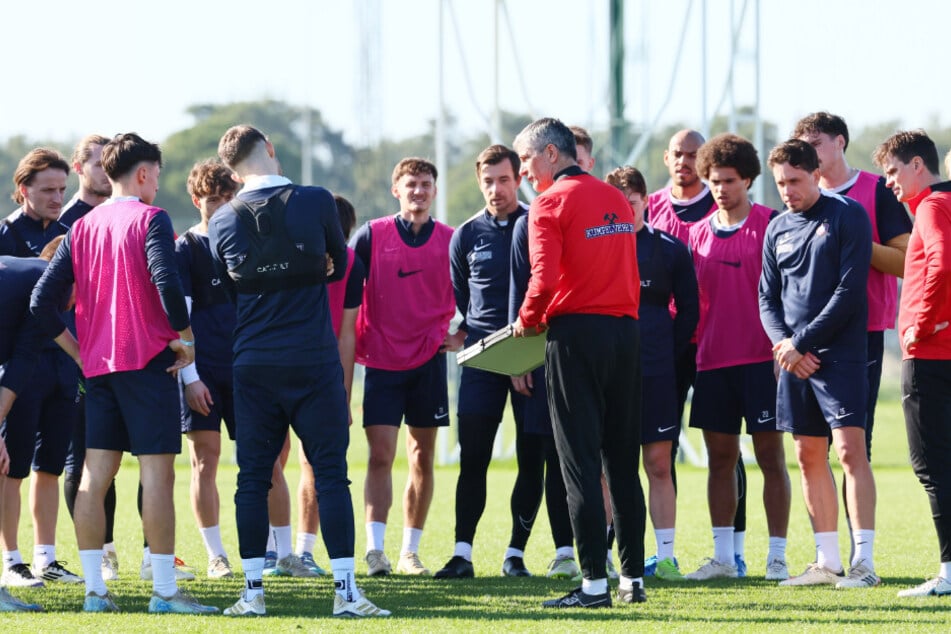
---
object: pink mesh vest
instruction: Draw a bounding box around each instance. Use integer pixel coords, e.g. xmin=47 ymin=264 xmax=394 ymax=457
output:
xmin=327 ymin=246 xmax=356 ymax=337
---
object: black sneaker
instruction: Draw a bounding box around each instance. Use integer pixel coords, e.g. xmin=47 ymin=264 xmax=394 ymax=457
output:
xmin=434 ymin=556 xmax=474 ymax=579
xmin=542 ymin=586 xmax=612 ymax=608
xmin=502 ymin=556 xmax=531 ymax=577
xmin=617 ymin=580 xmax=647 ymax=604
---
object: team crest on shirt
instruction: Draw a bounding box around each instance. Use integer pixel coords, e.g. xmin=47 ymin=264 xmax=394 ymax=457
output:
xmin=585 ymin=212 xmax=634 ymax=239
xmin=815 ymin=221 xmax=829 ymax=238
xmin=776 ymin=233 xmax=794 ymax=254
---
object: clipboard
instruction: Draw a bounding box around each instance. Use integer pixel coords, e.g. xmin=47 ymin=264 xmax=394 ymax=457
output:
xmin=456 ymin=323 xmax=547 ymax=376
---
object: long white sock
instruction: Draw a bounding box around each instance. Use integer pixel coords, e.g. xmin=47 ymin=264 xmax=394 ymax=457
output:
xmin=242 ymin=557 xmax=264 ymax=599
xmin=296 ymin=532 xmax=317 ymax=556
xmin=712 ymin=527 xmax=735 ymax=565
xmin=3 ymin=549 xmax=22 ymax=568
xmin=851 ymin=529 xmax=875 ymax=569
xmin=273 ymin=525 xmax=292 ymax=559
xmin=582 ymin=577 xmax=608 ymax=595
xmin=504 ymin=547 xmax=524 ymax=560
xmin=366 ymin=522 xmax=386 ymax=552
xmin=733 ymin=530 xmax=746 ymax=559
xmin=655 ymin=528 xmax=676 ymax=560
xmin=150 ymin=553 xmax=178 ymax=598
xmin=331 ymin=557 xmax=360 ymax=601
xmin=815 ymin=531 xmax=842 ymax=572
xmin=200 ymin=525 xmax=226 ymax=559
xmin=940 ymin=561 xmax=951 ymax=580
xmin=103 ymin=542 xmax=117 ymax=555
xmin=80 ymin=549 xmax=107 ymax=595
xmin=453 ymin=542 xmax=472 ymax=561
xmin=142 ymin=546 xmax=151 ymax=565
xmin=401 ymin=527 xmax=423 ymax=555
xmin=555 ymin=546 xmax=574 ymax=560
xmin=34 ymin=544 xmax=55 ymax=570
xmin=266 ymin=526 xmax=276 ymax=553
xmin=767 ymin=536 xmax=787 ymax=562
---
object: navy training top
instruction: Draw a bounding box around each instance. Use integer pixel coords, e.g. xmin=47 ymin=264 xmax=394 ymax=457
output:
xmin=0 ymin=209 xmax=68 ymax=256
xmin=0 ymin=256 xmax=48 ymax=394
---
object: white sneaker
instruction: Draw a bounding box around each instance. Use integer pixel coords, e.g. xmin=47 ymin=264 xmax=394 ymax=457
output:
xmin=33 ymin=560 xmax=83 ymax=584
xmin=1 ymin=563 xmax=43 ymax=587
xmin=897 ymin=577 xmax=951 ymax=597
xmin=224 ymin=591 xmax=265 ymax=616
xmin=101 ymin=551 xmax=119 ymax=581
xmin=765 ymin=557 xmax=789 ymax=581
xmin=207 ymin=555 xmax=234 ymax=579
xmin=779 ymin=563 xmax=843 ymax=586
xmin=684 ymin=558 xmax=738 ymax=581
xmin=836 ymin=560 xmax=880 ymax=589
xmin=396 ymin=552 xmax=430 ymax=576
xmin=365 ymin=550 xmax=391 ymax=576
xmin=271 ymin=554 xmax=320 ymax=578
xmin=333 ymin=593 xmax=391 ymax=618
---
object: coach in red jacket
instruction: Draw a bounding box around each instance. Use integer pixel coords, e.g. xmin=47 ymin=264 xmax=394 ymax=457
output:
xmin=874 ymin=130 xmax=951 ymax=598
xmin=512 ymin=118 xmax=645 ymax=608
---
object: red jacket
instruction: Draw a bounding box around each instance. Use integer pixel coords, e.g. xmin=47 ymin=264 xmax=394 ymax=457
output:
xmin=899 ymin=183 xmax=951 ymax=360
xmin=519 ymin=170 xmax=639 ymax=327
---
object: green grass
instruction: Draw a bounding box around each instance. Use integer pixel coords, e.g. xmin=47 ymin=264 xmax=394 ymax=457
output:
xmin=5 ymin=397 xmax=951 ymax=631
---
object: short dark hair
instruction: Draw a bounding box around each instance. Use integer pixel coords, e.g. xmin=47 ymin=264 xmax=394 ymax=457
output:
xmin=12 ymin=148 xmax=70 ymax=204
xmin=101 ymin=133 xmax=162 ymax=181
xmin=391 ymin=157 xmax=438 ymax=184
xmin=767 ymin=139 xmax=819 ymax=173
xmin=569 ymin=125 xmax=593 ymax=155
xmin=217 ymin=125 xmax=268 ymax=170
xmin=792 ymin=112 xmax=850 ymax=151
xmin=513 ymin=117 xmax=577 ymax=161
xmin=71 ymin=134 xmax=110 ymax=167
xmin=605 ymin=166 xmax=647 ymax=198
xmin=186 ymin=159 xmax=238 ymax=200
xmin=475 ymin=144 xmax=520 ymax=177
xmin=873 ymin=129 xmax=940 ymax=175
xmin=696 ymin=133 xmax=761 ymax=184
xmin=333 ymin=194 xmax=357 ymax=239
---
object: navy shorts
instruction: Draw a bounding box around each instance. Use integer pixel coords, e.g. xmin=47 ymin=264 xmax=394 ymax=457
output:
xmin=363 ymin=353 xmax=449 ymax=428
xmin=777 ymin=360 xmax=868 ymax=436
xmin=690 ymin=361 xmax=778 ymax=435
xmin=0 ymin=349 xmax=79 ymax=478
xmin=85 ymin=348 xmax=182 ymax=455
xmin=180 ymin=363 xmax=236 ymax=440
xmin=457 ymin=364 xmax=525 ymax=421
xmin=641 ymin=373 xmax=680 ymax=445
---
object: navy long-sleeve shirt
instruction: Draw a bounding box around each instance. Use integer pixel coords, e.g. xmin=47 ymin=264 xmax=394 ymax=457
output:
xmin=209 ymin=183 xmax=347 ymax=368
xmin=0 ymin=256 xmax=48 ymax=394
xmin=176 ymin=230 xmax=236 ymax=368
xmin=637 ymin=225 xmax=699 ymax=376
xmin=0 ymin=209 xmax=68 ymax=256
xmin=450 ymin=203 xmax=527 ymax=339
xmin=759 ymin=191 xmax=871 ymax=362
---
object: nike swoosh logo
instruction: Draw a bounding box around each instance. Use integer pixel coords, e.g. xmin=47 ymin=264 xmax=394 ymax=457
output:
xmin=473 ymin=242 xmax=491 ymax=251
xmin=756 ymin=416 xmax=775 ymax=424
xmin=398 ymin=268 xmax=423 ymax=278
xmin=718 ymin=260 xmax=742 ymax=268
xmin=901 ymin=394 xmax=911 ymax=402
xmin=834 ymin=411 xmax=854 ymax=420
xmin=657 ymin=425 xmax=677 ymax=433
xmin=434 ymin=412 xmax=449 ymax=420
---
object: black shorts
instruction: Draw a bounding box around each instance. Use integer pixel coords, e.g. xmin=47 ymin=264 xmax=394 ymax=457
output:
xmin=180 ymin=363 xmax=236 ymax=440
xmin=641 ymin=373 xmax=680 ymax=445
xmin=690 ymin=361 xmax=778 ymax=434
xmin=363 ymin=353 xmax=449 ymax=428
xmin=777 ymin=360 xmax=867 ymax=436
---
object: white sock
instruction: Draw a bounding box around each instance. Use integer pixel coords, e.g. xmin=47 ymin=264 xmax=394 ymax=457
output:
xmin=768 ymin=536 xmax=787 ymax=562
xmin=34 ymin=545 xmax=55 ymax=570
xmin=504 ymin=547 xmax=524 ymax=560
xmin=273 ymin=525 xmax=292 ymax=559
xmin=296 ymin=532 xmax=317 ymax=556
xmin=401 ymin=527 xmax=423 ymax=555
xmin=242 ymin=557 xmax=264 ymax=599
xmin=815 ymin=531 xmax=842 ymax=572
xmin=80 ymin=549 xmax=107 ymax=595
xmin=619 ymin=574 xmax=643 ymax=590
xmin=331 ymin=557 xmax=360 ymax=601
xmin=581 ymin=577 xmax=608 ymax=595
xmin=712 ymin=527 xmax=735 ymax=565
xmin=555 ymin=546 xmax=574 ymax=560
xmin=3 ymin=549 xmax=22 ymax=568
xmin=655 ymin=528 xmax=676 ymax=560
xmin=200 ymin=525 xmax=226 ymax=559
xmin=266 ymin=526 xmax=277 ymax=553
xmin=851 ymin=529 xmax=875 ymax=569
xmin=733 ymin=530 xmax=746 ymax=559
xmin=940 ymin=561 xmax=951 ymax=580
xmin=150 ymin=553 xmax=177 ymax=598
xmin=366 ymin=522 xmax=386 ymax=552
xmin=453 ymin=542 xmax=472 ymax=561
xmin=103 ymin=542 xmax=117 ymax=555
xmin=142 ymin=546 xmax=151 ymax=565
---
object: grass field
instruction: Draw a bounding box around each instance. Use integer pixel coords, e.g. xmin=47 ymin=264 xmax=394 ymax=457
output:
xmin=4 ymin=396 xmax=951 ymax=631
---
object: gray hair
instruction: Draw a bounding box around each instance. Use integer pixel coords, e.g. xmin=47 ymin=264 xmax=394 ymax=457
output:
xmin=513 ymin=117 xmax=577 ymax=161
